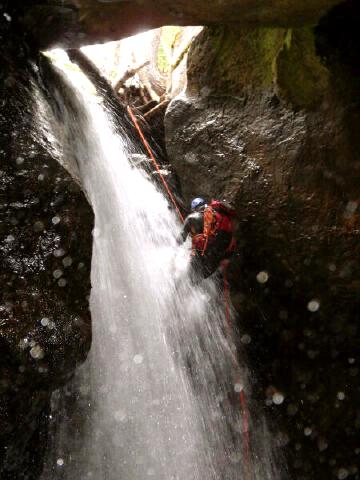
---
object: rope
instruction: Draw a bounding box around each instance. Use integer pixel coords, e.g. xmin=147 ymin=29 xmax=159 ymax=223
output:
xmin=128 ymin=103 xmax=250 ymax=474
xmin=127 ymin=105 xmax=185 ymax=223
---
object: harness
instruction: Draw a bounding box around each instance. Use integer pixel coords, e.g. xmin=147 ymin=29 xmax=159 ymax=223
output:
xmin=191 ymin=200 xmax=236 ymax=256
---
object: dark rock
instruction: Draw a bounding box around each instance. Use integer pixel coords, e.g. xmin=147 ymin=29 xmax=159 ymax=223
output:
xmin=5 ymin=0 xmax=347 ymax=49
xmin=165 ymin=2 xmax=359 ymax=478
xmin=0 ymin=29 xmax=93 ymax=478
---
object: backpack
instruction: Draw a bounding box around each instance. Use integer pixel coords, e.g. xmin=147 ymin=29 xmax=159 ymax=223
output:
xmin=192 ymin=200 xmax=236 ymax=256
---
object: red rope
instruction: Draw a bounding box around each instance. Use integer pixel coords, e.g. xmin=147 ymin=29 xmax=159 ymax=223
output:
xmin=128 ymin=104 xmax=250 ymax=474
xmin=127 ymin=105 xmax=184 ymax=223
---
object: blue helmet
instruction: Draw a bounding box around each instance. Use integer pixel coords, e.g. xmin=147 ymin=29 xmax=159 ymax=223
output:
xmin=191 ymin=197 xmax=206 ymax=211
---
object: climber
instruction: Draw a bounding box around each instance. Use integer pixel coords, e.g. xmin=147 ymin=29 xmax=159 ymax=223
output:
xmin=179 ymin=197 xmax=236 ymax=279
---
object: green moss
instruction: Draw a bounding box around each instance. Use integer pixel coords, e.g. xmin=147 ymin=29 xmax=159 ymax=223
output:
xmin=157 ymin=42 xmax=169 ymax=73
xmin=284 ymin=29 xmax=293 ymax=49
xmin=171 ymin=42 xmax=192 ymax=71
xmin=157 ymin=26 xmax=182 ymax=73
xmin=276 ymin=28 xmax=330 ymax=107
xmin=187 ymin=25 xmax=330 ymax=107
xmin=161 ymin=26 xmax=182 ymax=50
xmin=188 ymin=25 xmax=286 ymax=94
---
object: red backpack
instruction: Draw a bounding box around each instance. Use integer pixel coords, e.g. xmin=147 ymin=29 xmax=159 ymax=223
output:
xmin=192 ymin=200 xmax=236 ymax=255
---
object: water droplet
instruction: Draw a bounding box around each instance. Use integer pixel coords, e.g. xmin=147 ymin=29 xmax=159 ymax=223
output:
xmin=240 ymin=334 xmax=251 ymax=344
xmin=337 ymin=468 xmax=349 ymax=479
xmin=18 ymin=338 xmax=29 ymax=350
xmin=234 ymin=383 xmax=243 ymax=393
xmin=345 ymin=200 xmax=358 ymax=214
xmin=16 ymin=156 xmax=24 ymax=165
xmin=92 ymin=228 xmax=101 ymax=238
xmin=53 ymin=248 xmax=66 ymax=257
xmin=272 ymin=392 xmax=285 ymax=405
xmin=307 ymin=299 xmax=320 ymax=312
xmin=62 ymin=256 xmax=73 ymax=267
xmin=337 ymin=391 xmax=345 ymax=400
xmin=5 ymin=235 xmax=15 ymax=242
xmin=41 ymin=317 xmax=50 ymax=327
xmin=133 ymin=354 xmax=143 ymax=364
xmin=304 ymin=427 xmax=312 ymax=436
xmin=30 ymin=345 xmax=45 ymax=360
xmin=52 ymin=216 xmax=61 ymax=225
xmin=53 ymin=269 xmax=63 ymax=279
xmin=317 ymin=437 xmax=328 ymax=451
xmin=256 ymin=271 xmax=269 ymax=283
xmin=307 ymin=350 xmax=317 ymax=359
xmin=57 ymin=458 xmax=64 ymax=467
xmin=58 ymin=278 xmax=67 ymax=287
xmin=38 ymin=174 xmax=45 ymax=181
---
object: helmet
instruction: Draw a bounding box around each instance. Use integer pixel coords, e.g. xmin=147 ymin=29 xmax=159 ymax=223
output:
xmin=191 ymin=197 xmax=206 ymax=211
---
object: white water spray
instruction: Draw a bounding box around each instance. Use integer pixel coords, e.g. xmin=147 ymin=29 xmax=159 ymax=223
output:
xmin=40 ymin=56 xmax=282 ymax=480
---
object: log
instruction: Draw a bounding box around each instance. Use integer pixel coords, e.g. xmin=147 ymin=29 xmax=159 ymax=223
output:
xmin=66 ymin=49 xmax=138 ymax=142
xmin=137 ymin=100 xmax=158 ymax=114
xmin=144 ymin=99 xmax=170 ymax=120
xmin=113 ymin=61 xmax=150 ymax=93
xmin=66 ymin=49 xmax=167 ymax=167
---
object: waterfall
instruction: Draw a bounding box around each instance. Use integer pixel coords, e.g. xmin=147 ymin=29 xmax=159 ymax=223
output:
xmin=39 ymin=55 xmax=282 ymax=480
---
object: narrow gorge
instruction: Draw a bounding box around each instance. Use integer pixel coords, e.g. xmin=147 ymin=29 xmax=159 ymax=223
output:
xmin=0 ymin=1 xmax=358 ymax=479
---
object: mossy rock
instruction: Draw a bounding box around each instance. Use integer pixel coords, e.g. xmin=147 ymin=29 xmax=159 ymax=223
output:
xmin=276 ymin=28 xmax=330 ymax=107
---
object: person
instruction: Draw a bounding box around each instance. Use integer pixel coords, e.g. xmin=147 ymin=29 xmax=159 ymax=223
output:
xmin=179 ymin=197 xmax=236 ymax=279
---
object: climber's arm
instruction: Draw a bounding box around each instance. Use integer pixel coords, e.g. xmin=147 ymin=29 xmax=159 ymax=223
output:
xmin=177 ymin=216 xmax=192 ymax=243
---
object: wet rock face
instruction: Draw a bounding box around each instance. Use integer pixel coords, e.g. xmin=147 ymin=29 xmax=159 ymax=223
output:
xmin=166 ymin=3 xmax=359 ymax=478
xmin=0 ymin=27 xmax=93 ymax=479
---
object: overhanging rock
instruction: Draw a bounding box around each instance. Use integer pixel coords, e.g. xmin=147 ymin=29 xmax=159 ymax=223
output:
xmin=14 ymin=0 xmax=344 ymax=49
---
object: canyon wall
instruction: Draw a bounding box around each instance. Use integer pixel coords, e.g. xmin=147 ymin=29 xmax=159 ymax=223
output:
xmin=165 ymin=2 xmax=359 ymax=478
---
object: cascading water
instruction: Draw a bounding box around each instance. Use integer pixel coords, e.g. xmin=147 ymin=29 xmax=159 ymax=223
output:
xmin=39 ymin=53 xmax=282 ymax=480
